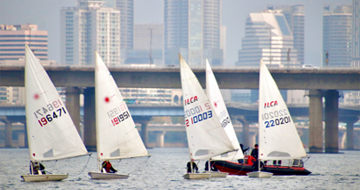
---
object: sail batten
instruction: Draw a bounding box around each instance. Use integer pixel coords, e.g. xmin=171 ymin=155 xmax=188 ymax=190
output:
xmin=258 ymin=60 xmax=307 ymax=161
xmin=179 ymin=54 xmax=235 ymax=161
xmin=95 ymin=52 xmax=148 ymax=163
xmin=25 ymin=45 xmax=88 ymax=161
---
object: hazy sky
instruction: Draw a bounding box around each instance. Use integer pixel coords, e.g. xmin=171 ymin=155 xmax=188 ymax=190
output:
xmin=0 ymin=0 xmax=352 ymax=66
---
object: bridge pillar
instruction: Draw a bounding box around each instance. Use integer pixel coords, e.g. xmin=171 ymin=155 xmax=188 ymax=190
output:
xmin=0 ymin=117 xmax=12 ymax=148
xmin=133 ymin=116 xmax=152 ymax=148
xmin=5 ymin=121 xmax=12 ymax=148
xmin=18 ymin=132 xmax=25 ymax=147
xmin=24 ymin=123 xmax=28 ymax=148
xmin=308 ymin=89 xmax=323 ymax=153
xmin=154 ymin=131 xmax=166 ymax=147
xmin=83 ymin=87 xmax=96 ymax=151
xmin=65 ymin=87 xmax=81 ymax=134
xmin=235 ymin=116 xmax=250 ymax=147
xmin=345 ymin=119 xmax=358 ymax=150
xmin=249 ymin=131 xmax=257 ymax=149
xmin=324 ymin=90 xmax=339 ymax=153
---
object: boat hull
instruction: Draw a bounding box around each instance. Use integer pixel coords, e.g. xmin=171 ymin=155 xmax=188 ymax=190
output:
xmin=88 ymin=172 xmax=129 ymax=179
xmin=247 ymin=171 xmax=273 ymax=178
xmin=205 ymin=171 xmax=228 ymax=178
xmin=183 ymin=173 xmax=211 ymax=179
xmin=21 ymin=174 xmax=68 ymax=182
xmin=213 ymin=160 xmax=311 ymax=176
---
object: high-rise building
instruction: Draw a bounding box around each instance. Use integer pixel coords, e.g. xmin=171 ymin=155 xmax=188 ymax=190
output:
xmin=164 ymin=0 xmax=223 ymax=66
xmin=352 ymin=0 xmax=360 ymax=67
xmin=236 ymin=11 xmax=300 ymax=67
xmin=267 ymin=5 xmax=304 ymax=65
xmin=0 ymin=24 xmax=48 ymax=60
xmin=126 ymin=23 xmax=163 ymax=65
xmin=61 ymin=0 xmax=121 ymax=66
xmin=0 ymin=24 xmax=49 ymax=104
xmin=323 ymin=5 xmax=352 ymax=67
xmin=115 ymin=0 xmax=134 ymax=50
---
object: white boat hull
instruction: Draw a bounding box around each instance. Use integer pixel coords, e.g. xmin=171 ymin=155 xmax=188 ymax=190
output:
xmin=88 ymin=172 xmax=129 ymax=179
xmin=183 ymin=173 xmax=211 ymax=179
xmin=21 ymin=174 xmax=68 ymax=182
xmin=246 ymin=171 xmax=273 ymax=178
xmin=209 ymin=171 xmax=228 ymax=178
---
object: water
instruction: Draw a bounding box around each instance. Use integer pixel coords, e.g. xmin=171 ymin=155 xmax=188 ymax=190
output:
xmin=1 ymin=148 xmax=359 ymax=190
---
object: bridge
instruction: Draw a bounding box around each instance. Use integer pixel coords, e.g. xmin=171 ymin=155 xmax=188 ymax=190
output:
xmin=1 ymin=103 xmax=359 ymax=150
xmin=0 ymin=66 xmax=359 ymax=89
xmin=1 ymin=65 xmax=360 ymax=153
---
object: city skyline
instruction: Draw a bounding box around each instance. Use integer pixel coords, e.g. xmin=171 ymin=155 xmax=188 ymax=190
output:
xmin=0 ymin=0 xmax=352 ymax=66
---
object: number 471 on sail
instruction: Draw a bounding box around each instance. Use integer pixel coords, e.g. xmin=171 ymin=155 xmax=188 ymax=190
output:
xmin=34 ymin=99 xmax=67 ymax=127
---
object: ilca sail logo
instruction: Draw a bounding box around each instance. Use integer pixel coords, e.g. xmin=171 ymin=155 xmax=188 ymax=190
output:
xmin=184 ymin=96 xmax=198 ymax=106
xmin=264 ymin=100 xmax=278 ymax=108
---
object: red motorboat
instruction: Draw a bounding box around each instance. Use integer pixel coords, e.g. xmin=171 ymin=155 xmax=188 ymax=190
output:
xmin=213 ymin=155 xmax=311 ymax=176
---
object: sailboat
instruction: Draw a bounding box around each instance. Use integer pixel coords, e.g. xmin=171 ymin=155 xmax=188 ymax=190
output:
xmin=21 ymin=45 xmax=88 ymax=182
xmin=88 ymin=51 xmax=150 ymax=179
xmin=205 ymin=60 xmax=243 ymax=178
xmin=246 ymin=59 xmax=309 ymax=178
xmin=179 ymin=54 xmax=236 ymax=179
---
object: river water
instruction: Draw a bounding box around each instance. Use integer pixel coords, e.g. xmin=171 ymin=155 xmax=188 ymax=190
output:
xmin=0 ymin=148 xmax=359 ymax=190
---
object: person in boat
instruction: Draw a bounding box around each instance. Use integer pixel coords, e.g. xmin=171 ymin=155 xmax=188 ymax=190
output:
xmin=238 ymin=144 xmax=250 ymax=163
xmin=186 ymin=161 xmax=199 ymax=173
xmin=251 ymin=144 xmax=259 ymax=160
xmin=204 ymin=160 xmax=218 ymax=172
xmin=101 ymin=160 xmax=117 ymax=173
xmin=240 ymin=144 xmax=249 ymax=154
xmin=250 ymin=144 xmax=264 ymax=171
xmin=30 ymin=161 xmax=46 ymax=175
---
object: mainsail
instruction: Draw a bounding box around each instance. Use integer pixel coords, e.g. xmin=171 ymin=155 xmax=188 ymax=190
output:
xmin=179 ymin=54 xmax=235 ymax=161
xmin=206 ymin=60 xmax=243 ymax=161
xmin=95 ymin=51 xmax=148 ymax=161
xmin=25 ymin=45 xmax=88 ymax=161
xmin=258 ymin=60 xmax=307 ymax=161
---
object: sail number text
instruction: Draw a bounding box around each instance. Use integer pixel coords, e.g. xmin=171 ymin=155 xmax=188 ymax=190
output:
xmin=184 ymin=103 xmax=212 ymax=127
xmin=262 ymin=109 xmax=292 ymax=128
xmin=218 ymin=110 xmax=231 ymax=128
xmin=110 ymin=111 xmax=130 ymax=126
xmin=34 ymin=99 xmax=67 ymax=127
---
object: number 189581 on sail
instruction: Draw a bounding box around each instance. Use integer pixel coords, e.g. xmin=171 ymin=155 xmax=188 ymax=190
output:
xmin=33 ymin=98 xmax=67 ymax=127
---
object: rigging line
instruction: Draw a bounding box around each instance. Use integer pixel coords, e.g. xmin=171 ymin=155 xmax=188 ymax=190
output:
xmin=127 ymin=156 xmax=151 ymax=175
xmin=48 ymin=160 xmax=57 ymax=174
xmin=70 ymin=154 xmax=92 ymax=176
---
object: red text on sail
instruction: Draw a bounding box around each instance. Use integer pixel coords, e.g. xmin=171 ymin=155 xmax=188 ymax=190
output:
xmin=264 ymin=100 xmax=278 ymax=108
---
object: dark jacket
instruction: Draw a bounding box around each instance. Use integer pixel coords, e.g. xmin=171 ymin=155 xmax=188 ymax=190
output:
xmin=251 ymin=148 xmax=259 ymax=160
xmin=187 ymin=162 xmax=198 ymax=173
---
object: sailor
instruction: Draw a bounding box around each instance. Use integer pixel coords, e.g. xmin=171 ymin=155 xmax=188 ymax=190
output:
xmin=251 ymin=144 xmax=259 ymax=160
xmin=250 ymin=144 xmax=264 ymax=171
xmin=240 ymin=144 xmax=249 ymax=154
xmin=204 ymin=160 xmax=218 ymax=172
xmin=101 ymin=160 xmax=117 ymax=173
xmin=30 ymin=161 xmax=46 ymax=175
xmin=186 ymin=161 xmax=199 ymax=173
xmin=238 ymin=143 xmax=250 ymax=163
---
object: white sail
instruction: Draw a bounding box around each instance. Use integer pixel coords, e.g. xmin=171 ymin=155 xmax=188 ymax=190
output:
xmin=258 ymin=60 xmax=307 ymax=161
xmin=25 ymin=45 xmax=88 ymax=161
xmin=205 ymin=60 xmax=244 ymax=161
xmin=179 ymin=54 xmax=235 ymax=161
xmin=95 ymin=52 xmax=148 ymax=161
